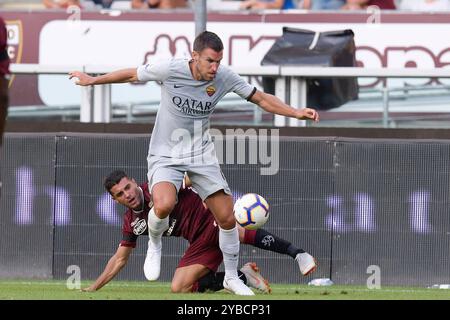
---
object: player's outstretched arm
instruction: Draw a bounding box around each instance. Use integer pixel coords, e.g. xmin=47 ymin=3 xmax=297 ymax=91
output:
xmin=81 ymin=245 xmax=133 ymax=292
xmin=249 ymin=90 xmax=319 ymax=122
xmin=69 ymin=68 xmax=139 ymax=86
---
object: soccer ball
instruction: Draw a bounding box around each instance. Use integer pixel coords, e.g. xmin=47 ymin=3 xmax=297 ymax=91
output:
xmin=233 ymin=193 xmax=270 ymax=230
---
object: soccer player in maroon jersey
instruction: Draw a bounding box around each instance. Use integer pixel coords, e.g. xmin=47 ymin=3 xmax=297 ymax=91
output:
xmin=0 ymin=16 xmax=10 ymax=198
xmin=81 ymin=170 xmax=316 ymax=293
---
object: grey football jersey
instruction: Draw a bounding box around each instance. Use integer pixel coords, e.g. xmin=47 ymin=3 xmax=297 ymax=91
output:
xmin=137 ymin=58 xmax=255 ymax=158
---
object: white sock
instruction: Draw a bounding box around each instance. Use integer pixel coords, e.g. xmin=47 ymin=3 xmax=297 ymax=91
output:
xmin=147 ymin=207 xmax=169 ymax=246
xmin=219 ymin=226 xmax=239 ymax=279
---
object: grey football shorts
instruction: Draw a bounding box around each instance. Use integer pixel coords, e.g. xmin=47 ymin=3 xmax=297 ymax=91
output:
xmin=147 ymin=154 xmax=231 ymax=201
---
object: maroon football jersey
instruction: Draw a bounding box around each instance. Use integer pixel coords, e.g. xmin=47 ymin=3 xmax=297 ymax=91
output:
xmin=120 ymin=183 xmax=218 ymax=248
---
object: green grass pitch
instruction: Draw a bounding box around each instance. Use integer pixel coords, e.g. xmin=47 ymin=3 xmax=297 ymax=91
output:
xmin=0 ymin=280 xmax=449 ymax=300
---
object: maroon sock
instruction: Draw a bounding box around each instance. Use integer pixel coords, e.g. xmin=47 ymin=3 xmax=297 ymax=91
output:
xmin=243 ymin=229 xmax=257 ymax=244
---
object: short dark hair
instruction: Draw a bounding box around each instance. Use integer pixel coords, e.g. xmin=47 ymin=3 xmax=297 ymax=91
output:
xmin=104 ymin=170 xmax=128 ymax=194
xmin=193 ymin=31 xmax=223 ymax=53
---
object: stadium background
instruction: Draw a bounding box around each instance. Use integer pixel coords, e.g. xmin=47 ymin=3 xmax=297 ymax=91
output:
xmin=1 ymin=5 xmax=450 ymax=289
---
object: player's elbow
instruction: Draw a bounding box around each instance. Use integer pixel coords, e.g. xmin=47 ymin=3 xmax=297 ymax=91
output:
xmin=257 ymin=101 xmax=272 ymax=114
xmin=253 ymin=92 xmax=274 ymax=112
xmin=128 ymin=74 xmax=139 ymax=83
xmin=118 ymin=68 xmax=139 ymax=83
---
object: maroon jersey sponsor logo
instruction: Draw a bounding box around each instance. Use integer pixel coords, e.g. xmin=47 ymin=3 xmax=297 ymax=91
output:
xmin=133 ymin=219 xmax=147 ymax=235
xmin=130 ymin=217 xmax=139 ymax=227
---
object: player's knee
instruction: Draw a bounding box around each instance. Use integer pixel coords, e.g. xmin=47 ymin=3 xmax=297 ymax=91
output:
xmin=153 ymin=200 xmax=175 ymax=218
xmin=170 ymin=283 xmax=181 ymax=293
xmin=151 ymin=183 xmax=177 ymax=217
xmin=152 ymin=193 xmax=176 ymax=218
xmin=216 ymin=214 xmax=236 ymax=229
xmin=170 ymin=282 xmax=190 ymax=293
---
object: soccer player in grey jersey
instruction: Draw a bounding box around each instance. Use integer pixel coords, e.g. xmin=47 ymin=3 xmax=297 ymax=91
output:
xmin=69 ymin=31 xmax=319 ymax=295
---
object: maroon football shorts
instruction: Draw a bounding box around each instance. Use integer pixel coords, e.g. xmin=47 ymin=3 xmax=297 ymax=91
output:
xmin=177 ymin=220 xmax=222 ymax=272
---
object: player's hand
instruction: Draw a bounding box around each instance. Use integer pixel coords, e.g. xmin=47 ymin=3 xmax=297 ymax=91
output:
xmin=69 ymin=71 xmax=94 ymax=86
xmin=81 ymin=286 xmax=96 ymax=292
xmin=296 ymin=108 xmax=319 ymax=122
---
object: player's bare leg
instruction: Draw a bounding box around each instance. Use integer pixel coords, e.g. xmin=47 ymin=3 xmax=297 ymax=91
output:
xmin=205 ymin=191 xmax=254 ymax=296
xmin=144 ymin=181 xmax=176 ymax=281
xmin=171 ymin=264 xmax=210 ymax=293
xmin=151 ymin=181 xmax=177 ymax=219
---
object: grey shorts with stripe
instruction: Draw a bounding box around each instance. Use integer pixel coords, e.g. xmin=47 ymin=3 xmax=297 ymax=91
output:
xmin=147 ymin=153 xmax=231 ymax=201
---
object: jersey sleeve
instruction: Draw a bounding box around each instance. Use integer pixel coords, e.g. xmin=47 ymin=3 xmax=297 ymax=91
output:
xmin=120 ymin=211 xmax=138 ymax=248
xmin=137 ymin=58 xmax=172 ymax=82
xmin=223 ymin=66 xmax=255 ymax=101
xmin=120 ymin=232 xmax=138 ymax=248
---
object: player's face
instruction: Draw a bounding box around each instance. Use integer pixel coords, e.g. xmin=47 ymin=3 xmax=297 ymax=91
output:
xmin=193 ymin=48 xmax=223 ymax=81
xmin=110 ymin=177 xmax=142 ymax=210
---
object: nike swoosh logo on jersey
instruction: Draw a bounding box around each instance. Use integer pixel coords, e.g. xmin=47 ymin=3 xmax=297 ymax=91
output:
xmin=174 ymin=84 xmax=184 ymax=88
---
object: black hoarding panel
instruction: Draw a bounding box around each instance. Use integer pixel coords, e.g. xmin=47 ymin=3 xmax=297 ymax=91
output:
xmin=0 ymin=135 xmax=55 ymax=278
xmin=331 ymin=140 xmax=450 ymax=286
xmin=2 ymin=133 xmax=450 ymax=287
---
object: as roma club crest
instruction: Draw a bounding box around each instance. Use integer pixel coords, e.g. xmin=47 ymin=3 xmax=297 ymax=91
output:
xmin=206 ymin=85 xmax=216 ymax=97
